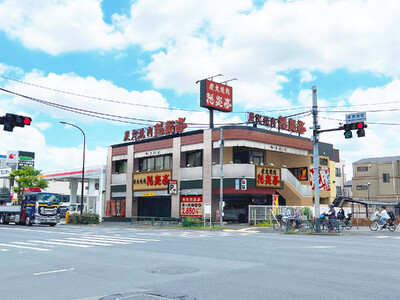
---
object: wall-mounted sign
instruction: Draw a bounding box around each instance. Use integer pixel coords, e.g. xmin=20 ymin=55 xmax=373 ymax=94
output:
xmin=123 ymin=118 xmax=188 ymax=142
xmin=132 ymin=170 xmax=171 ymax=191
xmin=168 ymin=180 xmax=178 ymax=195
xmin=0 ymin=168 xmax=12 ymax=178
xmin=200 ymin=79 xmax=233 ymax=112
xmin=247 ymin=112 xmax=306 ymax=135
xmin=310 ymin=167 xmax=331 ymax=191
xmin=255 ymin=166 xmax=282 ymax=189
xmin=181 ymin=196 xmax=203 ymax=217
xmin=142 ymin=193 xmax=155 ymax=197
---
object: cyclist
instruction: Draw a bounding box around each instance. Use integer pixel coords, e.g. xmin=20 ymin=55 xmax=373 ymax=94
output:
xmin=378 ymin=206 xmax=390 ymax=229
xmin=327 ymin=204 xmax=336 ymax=232
xmin=337 ymin=207 xmax=345 ymax=220
xmin=291 ymin=206 xmax=300 ymax=228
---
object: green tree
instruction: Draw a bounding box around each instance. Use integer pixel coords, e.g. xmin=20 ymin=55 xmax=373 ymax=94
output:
xmin=9 ymin=166 xmax=49 ymax=202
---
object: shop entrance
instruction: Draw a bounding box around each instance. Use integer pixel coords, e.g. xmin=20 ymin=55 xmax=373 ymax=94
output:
xmin=138 ymin=196 xmax=171 ymax=217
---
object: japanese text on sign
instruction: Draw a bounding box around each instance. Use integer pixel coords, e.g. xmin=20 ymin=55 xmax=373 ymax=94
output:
xmin=200 ymin=79 xmax=233 ymax=112
xmin=255 ymin=166 xmax=282 ymax=189
xmin=181 ymin=196 xmax=203 ymax=217
xmin=309 ymin=167 xmax=331 ymax=191
xmin=133 ymin=170 xmax=171 ymax=191
xmin=247 ymin=112 xmax=306 ymax=135
xmin=123 ymin=118 xmax=187 ymax=142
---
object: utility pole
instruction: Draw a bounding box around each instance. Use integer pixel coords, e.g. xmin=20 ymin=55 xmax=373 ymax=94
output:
xmin=219 ymin=128 xmax=224 ymax=230
xmin=312 ymin=86 xmax=320 ymax=231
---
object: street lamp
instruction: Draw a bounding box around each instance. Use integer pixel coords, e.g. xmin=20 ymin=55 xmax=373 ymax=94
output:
xmin=367 ymin=182 xmax=370 ymax=201
xmin=60 ymin=121 xmax=85 ymax=215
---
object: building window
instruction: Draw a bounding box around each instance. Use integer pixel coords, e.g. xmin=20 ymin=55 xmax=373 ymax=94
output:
xmin=288 ymin=167 xmax=308 ymax=181
xmin=357 ymin=166 xmax=368 ymax=172
xmin=383 ymin=173 xmax=390 ymax=183
xmin=336 ymin=186 xmax=342 ymax=195
xmin=139 ymin=155 xmax=171 ymax=171
xmin=319 ymin=158 xmax=328 ymax=166
xmin=335 ymin=168 xmax=341 ymax=177
xmin=114 ymin=160 xmax=127 ymax=174
xmin=233 ymin=147 xmax=264 ymax=165
xmin=186 ymin=151 xmax=202 ymax=167
xmin=356 ymin=185 xmax=368 ymax=190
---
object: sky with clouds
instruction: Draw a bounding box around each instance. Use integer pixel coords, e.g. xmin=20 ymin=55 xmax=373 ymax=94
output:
xmin=0 ymin=0 xmax=399 ymax=180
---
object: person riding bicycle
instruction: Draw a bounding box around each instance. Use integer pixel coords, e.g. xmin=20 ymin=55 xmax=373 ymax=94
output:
xmin=378 ymin=206 xmax=390 ymax=228
xmin=337 ymin=207 xmax=345 ymax=220
xmin=291 ymin=206 xmax=300 ymax=228
xmin=327 ymin=204 xmax=336 ymax=232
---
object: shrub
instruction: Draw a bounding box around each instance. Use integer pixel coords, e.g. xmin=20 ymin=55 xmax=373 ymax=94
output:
xmin=302 ymin=207 xmax=313 ymax=220
xmin=182 ymin=217 xmax=202 ymax=227
xmin=67 ymin=212 xmax=100 ymax=224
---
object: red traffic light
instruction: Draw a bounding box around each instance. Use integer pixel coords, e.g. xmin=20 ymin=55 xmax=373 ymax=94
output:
xmin=356 ymin=122 xmax=364 ymax=129
xmin=23 ymin=117 xmax=32 ymax=125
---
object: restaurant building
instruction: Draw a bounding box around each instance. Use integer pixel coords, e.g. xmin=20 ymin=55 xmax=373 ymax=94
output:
xmin=105 ymin=122 xmax=339 ymax=221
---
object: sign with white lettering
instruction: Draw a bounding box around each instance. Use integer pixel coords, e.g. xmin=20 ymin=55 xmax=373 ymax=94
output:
xmin=200 ymin=79 xmax=233 ymax=112
xmin=181 ymin=196 xmax=203 ymax=217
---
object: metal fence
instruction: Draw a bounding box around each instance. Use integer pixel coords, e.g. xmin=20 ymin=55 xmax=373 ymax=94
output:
xmin=248 ymin=205 xmax=313 ymax=225
xmin=129 ymin=216 xmax=216 ymax=229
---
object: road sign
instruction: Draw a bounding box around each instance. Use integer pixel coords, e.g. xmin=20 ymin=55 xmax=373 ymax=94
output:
xmin=345 ymin=112 xmax=366 ymax=123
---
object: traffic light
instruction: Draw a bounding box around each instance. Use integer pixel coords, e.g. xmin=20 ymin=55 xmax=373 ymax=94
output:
xmin=343 ymin=122 xmax=367 ymax=139
xmin=356 ymin=122 xmax=366 ymax=137
xmin=241 ymin=178 xmax=247 ymax=190
xmin=343 ymin=123 xmax=353 ymax=139
xmin=0 ymin=113 xmax=32 ymax=132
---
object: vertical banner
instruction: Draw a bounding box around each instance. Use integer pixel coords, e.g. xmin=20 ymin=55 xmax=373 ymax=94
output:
xmin=272 ymin=194 xmax=279 ymax=215
xmin=105 ymin=200 xmax=111 ymax=217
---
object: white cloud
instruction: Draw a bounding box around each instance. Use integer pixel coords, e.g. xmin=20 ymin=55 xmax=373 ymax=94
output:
xmin=300 ymin=70 xmax=316 ymax=83
xmin=34 ymin=122 xmax=52 ymax=131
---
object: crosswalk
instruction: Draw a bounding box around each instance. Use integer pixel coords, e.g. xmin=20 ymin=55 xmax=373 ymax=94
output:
xmin=0 ymin=225 xmax=258 ymax=253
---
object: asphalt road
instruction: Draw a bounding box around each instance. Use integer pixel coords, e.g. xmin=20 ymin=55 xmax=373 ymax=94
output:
xmin=0 ymin=223 xmax=399 ymax=300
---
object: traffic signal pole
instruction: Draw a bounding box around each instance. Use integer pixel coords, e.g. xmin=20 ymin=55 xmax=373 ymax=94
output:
xmin=312 ymin=86 xmax=321 ymax=231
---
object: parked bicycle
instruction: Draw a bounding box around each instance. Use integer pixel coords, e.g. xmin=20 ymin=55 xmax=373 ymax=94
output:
xmin=339 ymin=213 xmax=353 ymax=230
xmin=272 ymin=214 xmax=288 ymax=231
xmin=319 ymin=214 xmax=341 ymax=232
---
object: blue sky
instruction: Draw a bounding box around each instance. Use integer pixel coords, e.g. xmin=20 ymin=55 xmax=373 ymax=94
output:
xmin=1 ymin=0 xmax=400 ymax=180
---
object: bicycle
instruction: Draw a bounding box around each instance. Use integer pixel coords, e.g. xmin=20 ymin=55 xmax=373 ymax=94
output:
xmin=272 ymin=215 xmax=288 ymax=231
xmin=319 ymin=214 xmax=342 ymax=233
xmin=285 ymin=218 xmax=308 ymax=232
xmin=339 ymin=213 xmax=353 ymax=230
xmin=369 ymin=218 xmax=396 ymax=232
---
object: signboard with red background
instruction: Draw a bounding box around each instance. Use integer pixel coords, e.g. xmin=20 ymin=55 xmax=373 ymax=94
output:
xmin=200 ymin=79 xmax=233 ymax=112
xmin=255 ymin=166 xmax=282 ymax=189
xmin=181 ymin=196 xmax=203 ymax=217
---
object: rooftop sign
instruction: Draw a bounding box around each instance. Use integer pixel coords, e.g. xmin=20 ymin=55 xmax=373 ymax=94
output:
xmin=123 ymin=118 xmax=187 ymax=142
xmin=200 ymin=79 xmax=233 ymax=112
xmin=247 ymin=112 xmax=306 ymax=135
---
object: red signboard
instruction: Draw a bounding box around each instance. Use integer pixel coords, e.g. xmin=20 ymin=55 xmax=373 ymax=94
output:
xmin=200 ymin=79 xmax=233 ymax=112
xmin=181 ymin=196 xmax=203 ymax=217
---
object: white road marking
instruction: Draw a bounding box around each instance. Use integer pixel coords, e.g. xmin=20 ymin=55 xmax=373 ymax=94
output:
xmin=11 ymin=241 xmax=55 ymax=248
xmin=309 ymin=246 xmax=336 ymax=249
xmin=376 ymin=236 xmax=390 ymax=239
xmin=29 ymin=240 xmax=92 ymax=248
xmin=33 ymin=268 xmax=74 ymax=276
xmin=50 ymin=239 xmax=113 ymax=246
xmin=65 ymin=237 xmax=132 ymax=245
xmin=0 ymin=243 xmax=52 ymax=251
xmin=1 ymin=249 xmax=10 ymax=252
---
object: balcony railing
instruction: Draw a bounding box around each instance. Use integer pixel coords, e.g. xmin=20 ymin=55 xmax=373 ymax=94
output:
xmin=111 ymin=173 xmax=126 ymax=185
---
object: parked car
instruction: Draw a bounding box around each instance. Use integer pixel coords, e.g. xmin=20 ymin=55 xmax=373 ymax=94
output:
xmin=223 ymin=204 xmax=248 ymax=223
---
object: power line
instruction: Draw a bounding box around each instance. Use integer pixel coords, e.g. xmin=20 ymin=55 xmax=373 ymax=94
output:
xmin=0 ymin=75 xmax=313 ymax=115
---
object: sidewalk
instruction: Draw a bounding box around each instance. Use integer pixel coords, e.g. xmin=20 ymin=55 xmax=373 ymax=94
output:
xmin=60 ymin=218 xmax=400 ymax=236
